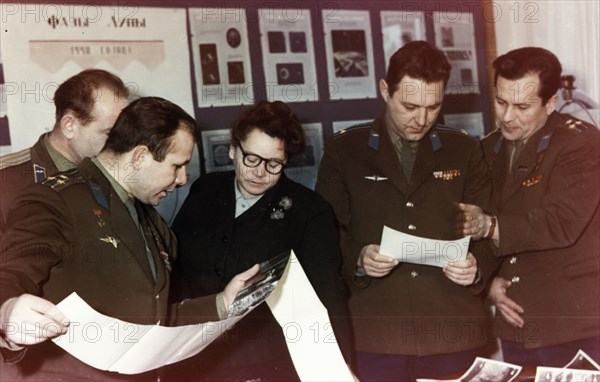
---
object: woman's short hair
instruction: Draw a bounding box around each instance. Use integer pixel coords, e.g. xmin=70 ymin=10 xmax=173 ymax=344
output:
xmin=231 ymin=100 xmax=305 ymax=159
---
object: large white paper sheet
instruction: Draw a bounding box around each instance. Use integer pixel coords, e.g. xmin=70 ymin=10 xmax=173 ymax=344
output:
xmin=52 ymin=252 xmax=353 ymax=379
xmin=380 ymin=226 xmax=470 ymax=268
xmin=267 ymin=251 xmax=354 ymax=382
xmin=53 ymin=293 xmax=243 ymax=374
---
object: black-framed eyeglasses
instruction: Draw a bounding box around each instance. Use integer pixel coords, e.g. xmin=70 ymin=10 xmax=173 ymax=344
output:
xmin=238 ymin=144 xmax=286 ymax=175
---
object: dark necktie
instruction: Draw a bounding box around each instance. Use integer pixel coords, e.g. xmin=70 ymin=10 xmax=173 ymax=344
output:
xmin=400 ymin=138 xmax=418 ymax=183
xmin=126 ymin=199 xmax=158 ymax=281
xmin=508 ymin=140 xmax=525 ymax=174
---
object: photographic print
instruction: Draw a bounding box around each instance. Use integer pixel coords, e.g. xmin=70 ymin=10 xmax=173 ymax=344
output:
xmin=268 ymin=31 xmax=287 ymax=53
xmin=417 ymin=357 xmax=522 ymax=382
xmin=276 ymin=63 xmax=305 ymax=85
xmin=331 ymin=30 xmax=369 ymax=78
xmin=443 ymin=112 xmax=484 ymax=138
xmin=322 ymin=9 xmax=376 ymax=100
xmin=459 ymin=358 xmax=521 ymax=382
xmin=226 ymin=27 xmax=241 ymax=48
xmin=564 ymin=350 xmax=600 ymax=371
xmin=228 ymin=251 xmax=291 ymax=317
xmin=380 ymin=10 xmax=426 ymax=71
xmin=201 ymin=129 xmax=234 ymax=173
xmin=189 ymin=8 xmax=254 ymax=107
xmin=284 ymin=123 xmax=323 ymax=190
xmin=199 ymin=44 xmax=220 ymax=85
xmin=289 ymin=31 xmax=307 ymax=53
xmin=227 ymin=61 xmax=245 ymax=84
xmin=535 ymin=367 xmax=600 ymax=382
xmin=258 ymin=8 xmax=318 ymax=102
xmin=433 ymin=11 xmax=479 ymax=94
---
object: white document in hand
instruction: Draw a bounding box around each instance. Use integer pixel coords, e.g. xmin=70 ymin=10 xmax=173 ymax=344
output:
xmin=267 ymin=251 xmax=355 ymax=382
xmin=380 ymin=225 xmax=471 ymax=268
xmin=52 ymin=293 xmax=243 ymax=374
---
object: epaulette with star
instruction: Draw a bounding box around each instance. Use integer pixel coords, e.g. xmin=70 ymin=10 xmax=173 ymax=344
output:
xmin=41 ymin=168 xmax=84 ymax=191
xmin=563 ymin=116 xmax=591 ymax=134
xmin=331 ymin=121 xmax=373 ymax=137
xmin=435 ymin=124 xmax=469 ymax=135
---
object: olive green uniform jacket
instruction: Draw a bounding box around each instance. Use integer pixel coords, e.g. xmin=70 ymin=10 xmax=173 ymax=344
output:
xmin=316 ymin=114 xmax=498 ymax=356
xmin=483 ymin=112 xmax=600 ymax=348
xmin=0 ymin=158 xmax=219 ymax=381
xmin=0 ymin=134 xmax=58 ymax=232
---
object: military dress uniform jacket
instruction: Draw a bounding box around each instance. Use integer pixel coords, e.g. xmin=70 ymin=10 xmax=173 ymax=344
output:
xmin=0 ymin=158 xmax=219 ymax=381
xmin=316 ymin=114 xmax=498 ymax=356
xmin=483 ymin=112 xmax=600 ymax=348
xmin=167 ymin=171 xmax=351 ymax=380
xmin=0 ymin=134 xmax=58 ymax=232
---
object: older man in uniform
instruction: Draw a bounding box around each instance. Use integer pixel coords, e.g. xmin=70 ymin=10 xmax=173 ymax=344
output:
xmin=0 ymin=69 xmax=129 ymax=231
xmin=0 ymin=97 xmax=259 ymax=381
xmin=460 ymin=47 xmax=600 ymax=367
xmin=316 ymin=41 xmax=498 ymax=381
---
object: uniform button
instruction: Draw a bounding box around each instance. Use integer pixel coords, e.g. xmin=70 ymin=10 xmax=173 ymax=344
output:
xmin=408 ymin=224 xmax=416 ymax=230
xmin=221 ymin=236 xmax=228 ymax=243
xmin=406 ymin=202 xmax=414 ymax=207
xmin=511 ymin=276 xmax=520 ymax=283
xmin=155 ymin=294 xmax=160 ymax=299
xmin=215 ymin=268 xmax=222 ymax=276
xmin=509 ymin=256 xmax=517 ymax=264
xmin=410 ymin=271 xmax=418 ymax=278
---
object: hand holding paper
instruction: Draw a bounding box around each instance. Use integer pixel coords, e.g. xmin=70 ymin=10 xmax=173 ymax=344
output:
xmin=359 ymin=244 xmax=399 ymax=277
xmin=442 ymin=252 xmax=478 ymax=285
xmin=379 ymin=226 xmax=471 ymax=268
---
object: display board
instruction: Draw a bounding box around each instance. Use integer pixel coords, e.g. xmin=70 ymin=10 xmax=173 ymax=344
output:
xmin=1 ymin=1 xmax=494 ymax=199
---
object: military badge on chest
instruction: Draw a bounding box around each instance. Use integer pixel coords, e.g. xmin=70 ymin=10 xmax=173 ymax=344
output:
xmin=93 ymin=209 xmax=121 ymax=248
xmin=433 ymin=169 xmax=461 ymax=180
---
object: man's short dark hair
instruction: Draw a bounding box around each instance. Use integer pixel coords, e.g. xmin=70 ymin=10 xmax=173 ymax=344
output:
xmin=230 ymin=100 xmax=305 ymax=159
xmin=493 ymin=47 xmax=562 ymax=105
xmin=53 ymin=69 xmax=129 ymax=126
xmin=385 ymin=41 xmax=451 ymax=96
xmin=104 ymin=97 xmax=196 ymax=162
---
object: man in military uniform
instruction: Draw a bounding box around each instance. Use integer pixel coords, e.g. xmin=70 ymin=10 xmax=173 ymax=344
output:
xmin=0 ymin=97 xmax=259 ymax=381
xmin=0 ymin=69 xmax=129 ymax=231
xmin=460 ymin=47 xmax=600 ymax=366
xmin=316 ymin=41 xmax=498 ymax=381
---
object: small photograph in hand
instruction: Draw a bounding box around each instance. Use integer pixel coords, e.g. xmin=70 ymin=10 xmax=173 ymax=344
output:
xmin=228 ymin=250 xmax=291 ymax=317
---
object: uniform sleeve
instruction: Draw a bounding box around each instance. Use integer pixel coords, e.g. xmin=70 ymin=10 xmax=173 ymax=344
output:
xmin=0 ymin=186 xmax=70 ymax=305
xmin=169 ymin=295 xmax=220 ymax=326
xmin=498 ymin=128 xmax=600 ymax=256
xmin=0 ymin=186 xmax=70 ymax=361
xmin=462 ymin=138 xmax=503 ymax=291
xmin=316 ymin=139 xmax=368 ymax=285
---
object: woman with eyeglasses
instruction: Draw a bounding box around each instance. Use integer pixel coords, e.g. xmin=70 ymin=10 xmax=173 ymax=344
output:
xmin=164 ymin=100 xmax=352 ymax=382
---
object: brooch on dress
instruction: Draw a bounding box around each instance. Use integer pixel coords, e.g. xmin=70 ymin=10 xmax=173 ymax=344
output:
xmin=270 ymin=196 xmax=292 ymax=220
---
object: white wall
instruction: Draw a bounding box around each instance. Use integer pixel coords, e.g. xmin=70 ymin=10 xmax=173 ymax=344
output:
xmin=494 ymin=0 xmax=599 ymax=104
